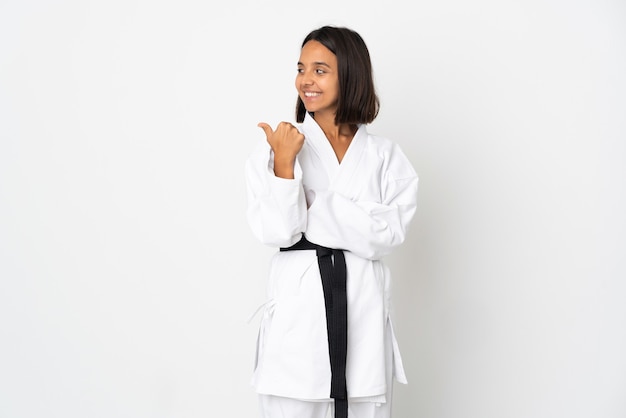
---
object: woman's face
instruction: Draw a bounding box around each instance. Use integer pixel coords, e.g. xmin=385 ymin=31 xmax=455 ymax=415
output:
xmin=296 ymin=40 xmax=340 ymax=117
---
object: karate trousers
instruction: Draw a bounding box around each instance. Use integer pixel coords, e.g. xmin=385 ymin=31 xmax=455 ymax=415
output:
xmin=257 ymin=320 xmax=396 ymax=418
xmin=258 ymin=391 xmax=393 ymax=418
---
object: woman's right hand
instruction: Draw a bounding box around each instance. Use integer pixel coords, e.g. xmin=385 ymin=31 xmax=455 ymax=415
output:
xmin=258 ymin=122 xmax=305 ymax=179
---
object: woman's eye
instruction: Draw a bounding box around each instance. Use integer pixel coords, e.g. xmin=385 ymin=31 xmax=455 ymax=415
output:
xmin=296 ymin=68 xmax=325 ymax=75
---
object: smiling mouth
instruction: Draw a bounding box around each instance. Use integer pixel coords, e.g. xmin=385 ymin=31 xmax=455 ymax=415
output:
xmin=304 ymin=92 xmax=321 ymax=97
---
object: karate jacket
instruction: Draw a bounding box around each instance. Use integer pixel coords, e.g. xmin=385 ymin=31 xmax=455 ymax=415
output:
xmin=245 ymin=113 xmax=418 ymax=400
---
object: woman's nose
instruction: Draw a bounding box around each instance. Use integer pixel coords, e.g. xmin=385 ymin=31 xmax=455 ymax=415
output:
xmin=300 ymin=70 xmax=314 ymax=85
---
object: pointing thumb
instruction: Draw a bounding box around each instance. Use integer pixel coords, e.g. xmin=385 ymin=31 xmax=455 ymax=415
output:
xmin=257 ymin=122 xmax=273 ymax=138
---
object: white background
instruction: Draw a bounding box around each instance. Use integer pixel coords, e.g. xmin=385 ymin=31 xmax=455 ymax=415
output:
xmin=1 ymin=1 xmax=625 ymax=417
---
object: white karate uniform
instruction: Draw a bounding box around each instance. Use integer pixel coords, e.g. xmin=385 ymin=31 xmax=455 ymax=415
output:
xmin=246 ymin=114 xmax=418 ymax=410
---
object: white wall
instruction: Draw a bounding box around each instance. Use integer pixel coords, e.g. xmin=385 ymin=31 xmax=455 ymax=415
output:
xmin=1 ymin=1 xmax=624 ymax=417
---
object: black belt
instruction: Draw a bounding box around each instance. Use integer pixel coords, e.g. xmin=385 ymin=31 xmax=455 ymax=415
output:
xmin=281 ymin=235 xmax=348 ymax=418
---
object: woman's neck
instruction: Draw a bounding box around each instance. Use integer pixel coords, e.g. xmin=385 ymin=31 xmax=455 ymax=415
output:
xmin=313 ymin=113 xmax=357 ymax=163
xmin=313 ymin=113 xmax=356 ymax=143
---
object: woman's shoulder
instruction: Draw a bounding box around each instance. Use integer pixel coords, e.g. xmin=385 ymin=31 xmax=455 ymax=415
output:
xmin=365 ymin=132 xmax=395 ymax=148
xmin=362 ymin=130 xmax=408 ymax=158
xmin=362 ymin=129 xmax=417 ymax=176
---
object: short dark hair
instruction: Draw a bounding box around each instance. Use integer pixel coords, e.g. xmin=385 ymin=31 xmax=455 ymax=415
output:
xmin=296 ymin=26 xmax=379 ymax=125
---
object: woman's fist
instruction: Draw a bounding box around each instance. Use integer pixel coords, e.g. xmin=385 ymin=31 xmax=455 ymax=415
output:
xmin=257 ymin=122 xmax=305 ymax=179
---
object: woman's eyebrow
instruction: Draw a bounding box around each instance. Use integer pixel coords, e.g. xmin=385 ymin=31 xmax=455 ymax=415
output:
xmin=297 ymin=61 xmax=331 ymax=67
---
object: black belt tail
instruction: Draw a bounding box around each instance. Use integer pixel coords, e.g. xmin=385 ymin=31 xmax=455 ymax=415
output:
xmin=281 ymin=235 xmax=349 ymax=418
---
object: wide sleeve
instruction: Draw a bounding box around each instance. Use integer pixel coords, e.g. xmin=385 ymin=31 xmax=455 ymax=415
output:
xmin=305 ymin=143 xmax=418 ymax=260
xmin=245 ymin=141 xmax=308 ymax=248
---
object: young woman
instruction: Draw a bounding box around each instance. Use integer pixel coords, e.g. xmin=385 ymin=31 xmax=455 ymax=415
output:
xmin=245 ymin=26 xmax=419 ymax=418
